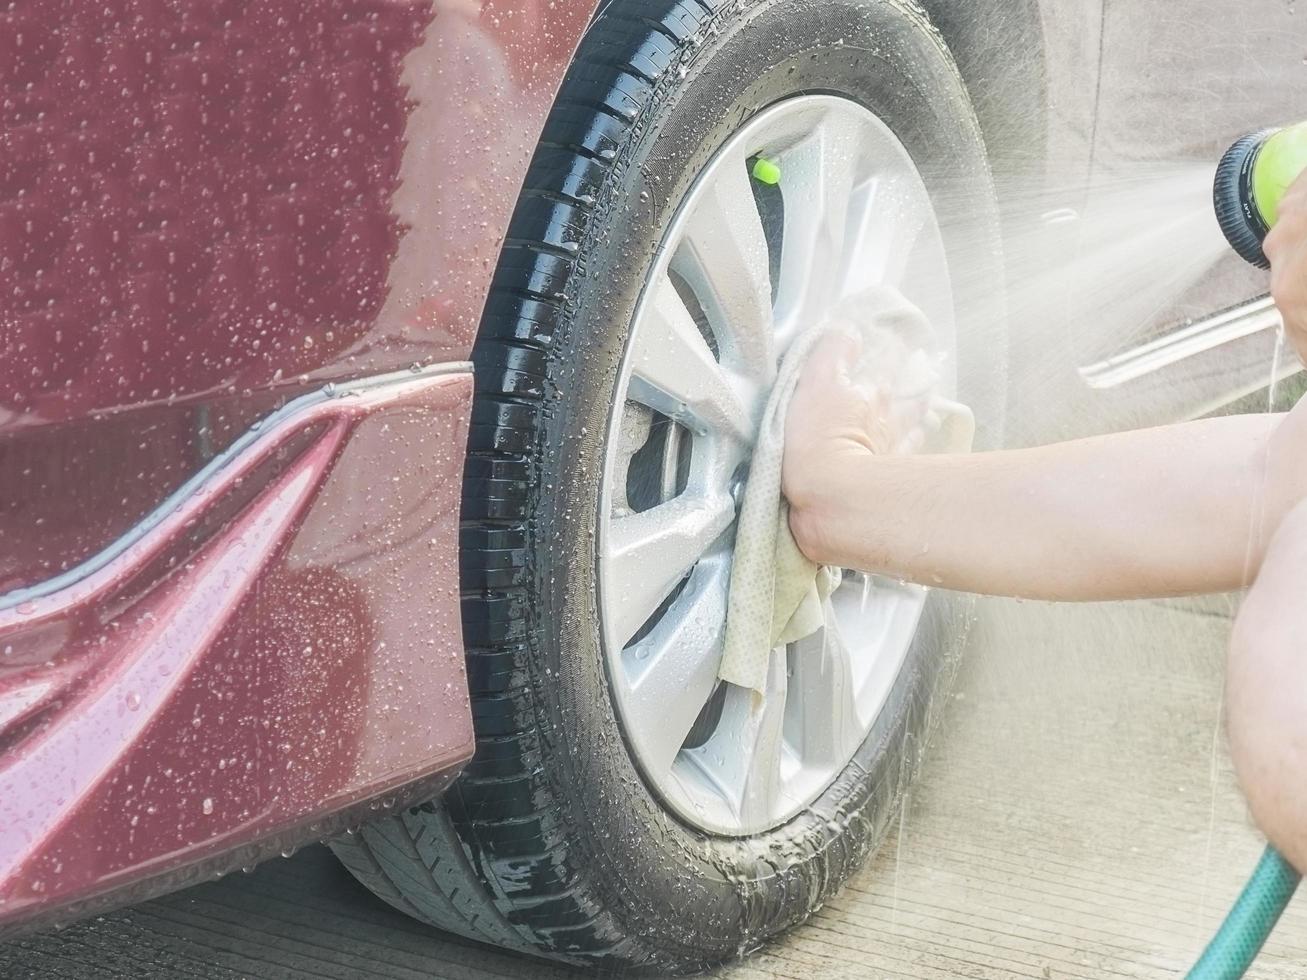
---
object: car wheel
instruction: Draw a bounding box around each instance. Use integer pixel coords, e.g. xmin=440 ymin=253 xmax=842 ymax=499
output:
xmin=332 ymin=0 xmax=1005 ymax=971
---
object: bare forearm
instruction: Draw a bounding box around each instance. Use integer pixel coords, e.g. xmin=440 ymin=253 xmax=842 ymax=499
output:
xmin=791 ymin=414 xmax=1299 ymax=601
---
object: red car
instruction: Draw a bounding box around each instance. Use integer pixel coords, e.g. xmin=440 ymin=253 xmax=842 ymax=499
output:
xmin=0 ymin=0 xmax=1299 ymax=972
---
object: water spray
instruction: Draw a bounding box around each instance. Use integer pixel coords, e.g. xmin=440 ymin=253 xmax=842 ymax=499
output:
xmin=1186 ymin=122 xmax=1307 ymax=980
xmin=1213 ymin=120 xmax=1307 ymax=268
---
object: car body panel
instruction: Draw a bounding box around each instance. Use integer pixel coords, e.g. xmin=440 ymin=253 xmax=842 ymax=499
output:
xmin=957 ymin=0 xmax=1303 ymax=440
xmin=0 ymin=368 xmax=474 ymax=931
xmin=0 ymin=0 xmax=598 ymax=934
xmin=1089 ymin=0 xmax=1305 ymax=342
xmin=1 ymin=0 xmax=597 ymax=590
xmin=1030 ymin=0 xmax=1304 ymax=438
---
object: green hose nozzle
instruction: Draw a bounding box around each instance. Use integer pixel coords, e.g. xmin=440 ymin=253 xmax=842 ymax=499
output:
xmin=1214 ymin=120 xmax=1307 ymax=268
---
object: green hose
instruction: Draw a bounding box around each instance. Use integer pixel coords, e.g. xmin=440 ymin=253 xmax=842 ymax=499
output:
xmin=1186 ymin=845 xmax=1301 ymax=978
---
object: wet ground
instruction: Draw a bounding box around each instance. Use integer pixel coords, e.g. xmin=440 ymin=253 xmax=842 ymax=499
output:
xmin=5 ymin=597 xmax=1307 ymax=979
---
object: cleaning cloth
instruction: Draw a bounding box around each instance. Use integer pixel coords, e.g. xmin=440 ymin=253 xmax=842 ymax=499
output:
xmin=717 ymin=285 xmax=975 ymax=696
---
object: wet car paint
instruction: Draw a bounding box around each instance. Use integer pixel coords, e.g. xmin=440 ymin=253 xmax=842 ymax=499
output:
xmin=0 ymin=0 xmax=597 ymax=932
xmin=0 ymin=369 xmax=474 ymax=929
xmin=1 ymin=0 xmax=595 ymax=585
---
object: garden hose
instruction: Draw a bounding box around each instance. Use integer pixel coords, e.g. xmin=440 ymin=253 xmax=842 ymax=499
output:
xmin=1186 ymin=846 xmax=1300 ymax=979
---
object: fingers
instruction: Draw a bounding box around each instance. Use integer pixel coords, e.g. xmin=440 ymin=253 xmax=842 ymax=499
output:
xmin=800 ymin=328 xmax=864 ymax=390
xmin=1266 ymin=170 xmax=1307 ymax=364
xmin=1263 ymin=168 xmax=1306 ymax=262
xmin=787 ymin=321 xmax=957 ymax=460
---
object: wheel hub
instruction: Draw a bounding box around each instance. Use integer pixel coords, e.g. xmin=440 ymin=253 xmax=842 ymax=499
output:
xmin=598 ymin=95 xmax=959 ymax=836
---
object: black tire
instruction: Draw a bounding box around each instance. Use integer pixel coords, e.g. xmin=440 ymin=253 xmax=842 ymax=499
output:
xmin=332 ymin=0 xmax=1005 ymax=972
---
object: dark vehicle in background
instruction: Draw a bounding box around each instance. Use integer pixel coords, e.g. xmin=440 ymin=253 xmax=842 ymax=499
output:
xmin=0 ymin=0 xmax=1299 ymax=972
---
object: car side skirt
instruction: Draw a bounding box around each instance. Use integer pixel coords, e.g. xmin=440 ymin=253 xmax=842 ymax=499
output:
xmin=0 ymin=364 xmax=476 ymax=935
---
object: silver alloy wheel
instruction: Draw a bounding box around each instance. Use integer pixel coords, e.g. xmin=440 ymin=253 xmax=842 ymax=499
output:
xmin=598 ymin=95 xmax=958 ymax=836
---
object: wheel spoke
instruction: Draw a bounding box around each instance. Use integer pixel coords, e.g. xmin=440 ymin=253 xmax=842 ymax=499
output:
xmin=772 ymin=109 xmax=861 ymax=342
xmin=839 ymin=173 xmax=931 ymax=297
xmin=620 ymin=560 xmax=730 ymax=775
xmin=611 ymin=402 xmax=654 ymax=513
xmin=831 ymin=574 xmax=929 ymax=729
xmin=604 ymin=492 xmax=735 ymax=647
xmin=787 ymin=604 xmax=866 ymax=767
xmin=629 ymin=277 xmax=755 ymax=443
xmin=675 ymin=151 xmax=775 ymax=381
xmin=678 ymin=652 xmax=788 ymax=825
xmin=736 ymin=654 xmax=790 ymax=827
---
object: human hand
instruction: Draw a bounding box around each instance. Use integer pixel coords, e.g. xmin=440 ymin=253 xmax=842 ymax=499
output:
xmin=1265 ymin=168 xmax=1307 ymax=365
xmin=781 ymin=328 xmax=936 ymax=513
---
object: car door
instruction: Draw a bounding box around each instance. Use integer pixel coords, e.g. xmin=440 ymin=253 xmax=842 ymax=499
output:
xmin=1078 ymin=0 xmax=1304 ymax=423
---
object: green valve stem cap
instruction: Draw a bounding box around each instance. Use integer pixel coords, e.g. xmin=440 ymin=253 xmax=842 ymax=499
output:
xmin=751 ymin=157 xmax=781 ymax=185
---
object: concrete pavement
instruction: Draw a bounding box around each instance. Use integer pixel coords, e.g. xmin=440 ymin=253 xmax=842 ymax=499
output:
xmin=5 ymin=597 xmax=1306 ymax=979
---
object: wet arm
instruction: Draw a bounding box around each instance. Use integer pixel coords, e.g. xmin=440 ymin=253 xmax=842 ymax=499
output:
xmin=788 ymin=412 xmax=1306 ymax=601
